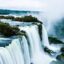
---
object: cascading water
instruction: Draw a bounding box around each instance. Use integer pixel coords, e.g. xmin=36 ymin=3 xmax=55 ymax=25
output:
xmin=19 ymin=23 xmax=56 ymax=64
xmin=20 ymin=36 xmax=31 ymax=64
xmin=0 ymin=22 xmax=56 ymax=64
xmin=0 ymin=38 xmax=25 ymax=64
xmin=42 ymin=25 xmax=50 ymax=47
xmin=42 ymin=25 xmax=62 ymax=52
xmin=6 ymin=38 xmax=24 ymax=64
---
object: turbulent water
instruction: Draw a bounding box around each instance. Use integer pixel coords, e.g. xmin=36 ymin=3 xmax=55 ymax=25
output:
xmin=0 ymin=10 xmax=63 ymax=64
xmin=0 ymin=21 xmax=58 ymax=64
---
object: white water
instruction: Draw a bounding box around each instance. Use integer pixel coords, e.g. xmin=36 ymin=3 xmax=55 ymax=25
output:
xmin=0 ymin=23 xmax=56 ymax=64
xmin=42 ymin=25 xmax=62 ymax=52
xmin=21 ymin=36 xmax=31 ymax=64
xmin=6 ymin=39 xmax=24 ymax=64
xmin=19 ymin=24 xmax=56 ymax=64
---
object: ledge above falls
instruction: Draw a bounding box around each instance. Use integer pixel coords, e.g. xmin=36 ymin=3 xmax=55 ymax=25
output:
xmin=0 ymin=15 xmax=43 ymax=47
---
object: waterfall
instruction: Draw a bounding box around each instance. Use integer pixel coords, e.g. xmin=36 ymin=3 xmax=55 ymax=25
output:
xmin=42 ymin=25 xmax=50 ymax=47
xmin=6 ymin=39 xmax=24 ymax=64
xmin=19 ymin=24 xmax=55 ymax=64
xmin=0 ymin=39 xmax=25 ymax=64
xmin=20 ymin=25 xmax=43 ymax=64
xmin=0 ymin=22 xmax=56 ymax=64
xmin=0 ymin=47 xmax=14 ymax=64
xmin=20 ymin=36 xmax=31 ymax=64
xmin=42 ymin=25 xmax=61 ymax=52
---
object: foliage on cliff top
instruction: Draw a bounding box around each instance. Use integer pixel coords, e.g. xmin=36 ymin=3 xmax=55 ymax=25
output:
xmin=48 ymin=36 xmax=64 ymax=44
xmin=0 ymin=15 xmax=41 ymax=22
xmin=0 ymin=22 xmax=20 ymax=37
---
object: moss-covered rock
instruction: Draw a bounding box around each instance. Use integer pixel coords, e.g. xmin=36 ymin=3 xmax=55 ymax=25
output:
xmin=0 ymin=22 xmax=20 ymax=37
xmin=44 ymin=47 xmax=55 ymax=55
xmin=48 ymin=37 xmax=64 ymax=44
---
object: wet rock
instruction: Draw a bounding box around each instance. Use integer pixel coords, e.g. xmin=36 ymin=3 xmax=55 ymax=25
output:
xmin=56 ymin=53 xmax=64 ymax=62
xmin=31 ymin=62 xmax=33 ymax=64
xmin=48 ymin=37 xmax=64 ymax=44
xmin=44 ymin=47 xmax=56 ymax=56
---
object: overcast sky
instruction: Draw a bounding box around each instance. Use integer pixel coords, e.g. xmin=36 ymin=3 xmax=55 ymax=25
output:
xmin=0 ymin=0 xmax=47 ymax=11
xmin=0 ymin=0 xmax=64 ymax=20
xmin=0 ymin=0 xmax=63 ymax=11
xmin=0 ymin=0 xmax=64 ymax=13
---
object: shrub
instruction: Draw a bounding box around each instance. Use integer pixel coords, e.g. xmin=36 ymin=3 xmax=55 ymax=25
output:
xmin=0 ymin=15 xmax=41 ymax=22
xmin=0 ymin=22 xmax=20 ymax=37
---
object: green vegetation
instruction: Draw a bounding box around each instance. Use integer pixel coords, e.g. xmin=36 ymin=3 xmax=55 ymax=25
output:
xmin=0 ymin=22 xmax=20 ymax=37
xmin=15 ymin=15 xmax=40 ymax=22
xmin=48 ymin=36 xmax=64 ymax=44
xmin=0 ymin=16 xmax=14 ymax=19
xmin=0 ymin=15 xmax=41 ymax=22
xmin=0 ymin=15 xmax=42 ymax=37
xmin=60 ymin=54 xmax=64 ymax=58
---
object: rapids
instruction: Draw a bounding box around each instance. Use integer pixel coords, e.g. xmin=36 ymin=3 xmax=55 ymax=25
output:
xmin=0 ymin=22 xmax=57 ymax=64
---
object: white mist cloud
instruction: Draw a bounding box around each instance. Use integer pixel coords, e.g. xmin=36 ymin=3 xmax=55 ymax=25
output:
xmin=39 ymin=0 xmax=64 ymax=33
xmin=46 ymin=0 xmax=64 ymax=21
xmin=0 ymin=0 xmax=47 ymax=11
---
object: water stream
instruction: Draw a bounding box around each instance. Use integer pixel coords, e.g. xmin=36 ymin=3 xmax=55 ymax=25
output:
xmin=0 ymin=21 xmax=61 ymax=64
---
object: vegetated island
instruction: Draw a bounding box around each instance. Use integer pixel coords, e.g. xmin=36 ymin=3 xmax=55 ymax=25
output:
xmin=0 ymin=15 xmax=42 ymax=37
xmin=0 ymin=22 xmax=20 ymax=37
xmin=0 ymin=15 xmax=41 ymax=22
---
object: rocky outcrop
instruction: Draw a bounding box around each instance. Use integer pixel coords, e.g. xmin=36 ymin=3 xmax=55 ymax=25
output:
xmin=48 ymin=37 xmax=64 ymax=44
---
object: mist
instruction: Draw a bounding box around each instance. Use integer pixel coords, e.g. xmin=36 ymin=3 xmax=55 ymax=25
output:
xmin=39 ymin=0 xmax=64 ymax=40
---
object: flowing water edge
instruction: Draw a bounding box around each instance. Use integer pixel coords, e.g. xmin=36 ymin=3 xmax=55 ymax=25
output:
xmin=0 ymin=10 xmax=64 ymax=64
